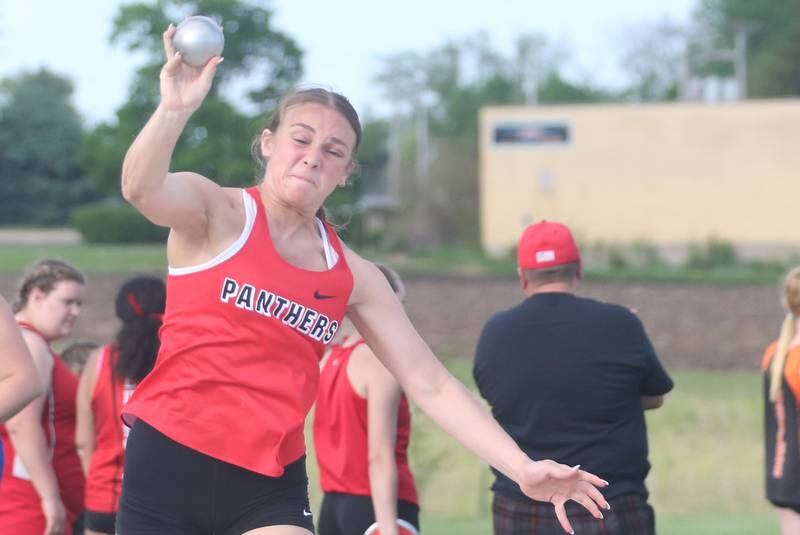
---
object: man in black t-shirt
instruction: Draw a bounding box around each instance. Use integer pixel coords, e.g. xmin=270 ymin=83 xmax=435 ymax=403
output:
xmin=473 ymin=221 xmax=673 ymax=535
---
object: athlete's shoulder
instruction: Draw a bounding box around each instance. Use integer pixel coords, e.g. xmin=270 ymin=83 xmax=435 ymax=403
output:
xmin=342 ymin=249 xmax=386 ymax=301
xmin=761 ymin=340 xmax=779 ymax=370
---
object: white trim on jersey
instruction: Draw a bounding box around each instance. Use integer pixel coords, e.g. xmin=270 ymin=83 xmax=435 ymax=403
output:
xmin=168 ymin=189 xmax=258 ymax=276
xmin=315 ymin=217 xmax=339 ymax=269
xmin=168 ymin=189 xmax=338 ymax=274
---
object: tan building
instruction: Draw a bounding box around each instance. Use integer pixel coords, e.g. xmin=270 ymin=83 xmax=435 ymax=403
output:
xmin=479 ymin=100 xmax=800 ymax=258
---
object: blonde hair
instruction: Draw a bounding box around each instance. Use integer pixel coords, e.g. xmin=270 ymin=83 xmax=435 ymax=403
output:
xmin=769 ymin=267 xmax=800 ymax=401
xmin=13 ymin=259 xmax=86 ymax=313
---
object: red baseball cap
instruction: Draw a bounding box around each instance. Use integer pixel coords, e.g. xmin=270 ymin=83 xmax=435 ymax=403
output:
xmin=517 ymin=221 xmax=582 ymax=274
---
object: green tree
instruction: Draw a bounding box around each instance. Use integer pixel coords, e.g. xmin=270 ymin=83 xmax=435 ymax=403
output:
xmin=618 ymin=18 xmax=686 ymax=102
xmin=694 ymin=0 xmax=800 ymax=97
xmin=81 ymin=0 xmax=303 ymax=195
xmin=537 ymin=72 xmax=620 ymax=104
xmin=0 ymin=69 xmax=96 ymax=225
xmin=372 ymin=33 xmax=615 ymax=246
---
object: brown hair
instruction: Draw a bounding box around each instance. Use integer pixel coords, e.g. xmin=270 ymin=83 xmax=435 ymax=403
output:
xmin=769 ymin=267 xmax=800 ymax=401
xmin=250 ymin=87 xmax=362 ymax=222
xmin=522 ymin=261 xmax=580 ymax=287
xmin=61 ymin=340 xmax=100 ymax=375
xmin=251 ymin=87 xmax=362 ymax=175
xmin=13 ymin=259 xmax=86 ymax=313
xmin=375 ymin=263 xmax=406 ymax=302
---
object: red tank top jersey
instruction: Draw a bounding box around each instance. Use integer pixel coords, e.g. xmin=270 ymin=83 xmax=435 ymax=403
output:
xmin=313 ymin=340 xmax=418 ymax=504
xmin=85 ymin=345 xmax=133 ymax=513
xmin=123 ymin=187 xmax=353 ymax=476
xmin=0 ymin=322 xmax=85 ymax=534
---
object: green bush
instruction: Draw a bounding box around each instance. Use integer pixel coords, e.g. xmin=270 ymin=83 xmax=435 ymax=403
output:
xmin=687 ymin=238 xmax=738 ymax=270
xmin=71 ymin=202 xmax=168 ymax=244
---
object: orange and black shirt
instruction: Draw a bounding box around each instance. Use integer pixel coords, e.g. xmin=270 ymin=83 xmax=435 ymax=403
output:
xmin=762 ymin=341 xmax=800 ymax=506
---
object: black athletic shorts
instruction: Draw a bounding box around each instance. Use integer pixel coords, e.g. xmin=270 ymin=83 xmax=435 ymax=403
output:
xmin=770 ymin=500 xmax=800 ymax=515
xmin=84 ymin=510 xmax=115 ymax=533
xmin=318 ymin=492 xmax=420 ymax=535
xmin=117 ymin=419 xmax=315 ymax=534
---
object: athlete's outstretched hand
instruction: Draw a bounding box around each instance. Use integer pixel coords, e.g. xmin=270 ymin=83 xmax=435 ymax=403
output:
xmin=159 ymin=24 xmax=222 ymax=115
xmin=518 ymin=459 xmax=610 ymax=534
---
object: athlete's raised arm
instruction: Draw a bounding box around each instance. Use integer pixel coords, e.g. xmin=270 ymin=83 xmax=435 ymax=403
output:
xmin=121 ymin=25 xmax=226 ymax=236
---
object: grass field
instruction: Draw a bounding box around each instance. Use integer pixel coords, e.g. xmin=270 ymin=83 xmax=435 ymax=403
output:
xmin=304 ymin=362 xmax=779 ymax=535
xmin=0 ymin=244 xmax=167 ymax=274
xmin=0 ymin=242 xmax=787 ymax=285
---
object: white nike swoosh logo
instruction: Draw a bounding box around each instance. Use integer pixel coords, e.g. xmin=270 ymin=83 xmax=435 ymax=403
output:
xmin=303 ymin=509 xmax=313 ymax=516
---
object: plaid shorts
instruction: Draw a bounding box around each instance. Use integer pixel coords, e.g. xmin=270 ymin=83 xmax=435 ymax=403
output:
xmin=492 ymin=492 xmax=655 ymax=535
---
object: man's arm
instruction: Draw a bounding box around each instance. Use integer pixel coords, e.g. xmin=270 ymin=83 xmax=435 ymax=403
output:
xmin=641 ymin=395 xmax=665 ymax=410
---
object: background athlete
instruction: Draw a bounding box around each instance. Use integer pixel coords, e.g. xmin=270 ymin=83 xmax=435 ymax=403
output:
xmin=314 ymin=264 xmax=420 ymax=535
xmin=762 ymin=267 xmax=800 ymax=535
xmin=76 ymin=276 xmax=165 ymax=535
xmin=0 ymin=259 xmax=86 ymax=535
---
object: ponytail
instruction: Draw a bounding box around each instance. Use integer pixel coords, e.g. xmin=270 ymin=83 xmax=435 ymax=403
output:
xmin=770 ymin=313 xmax=796 ymax=402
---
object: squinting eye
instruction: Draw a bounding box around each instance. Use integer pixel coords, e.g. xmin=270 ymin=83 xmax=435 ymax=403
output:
xmin=293 ymin=138 xmax=309 ymax=144
xmin=328 ymin=151 xmax=343 ymax=158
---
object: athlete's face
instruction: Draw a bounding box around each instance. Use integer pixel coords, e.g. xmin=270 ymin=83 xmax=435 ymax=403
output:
xmin=26 ymin=281 xmax=83 ymax=340
xmin=261 ymin=103 xmax=356 ymax=212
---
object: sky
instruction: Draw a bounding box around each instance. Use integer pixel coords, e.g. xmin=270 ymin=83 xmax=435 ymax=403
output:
xmin=0 ymin=0 xmax=697 ymax=125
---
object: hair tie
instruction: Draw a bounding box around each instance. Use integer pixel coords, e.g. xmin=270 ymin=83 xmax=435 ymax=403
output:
xmin=127 ymin=292 xmax=145 ymax=317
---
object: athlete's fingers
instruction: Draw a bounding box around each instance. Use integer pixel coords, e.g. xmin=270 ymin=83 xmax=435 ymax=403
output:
xmin=553 ymin=501 xmax=574 ymax=535
xmin=571 ymin=490 xmax=604 ymax=520
xmin=578 ymin=468 xmax=609 ymax=488
xmin=198 ymin=55 xmax=223 ymax=86
xmin=581 ymin=479 xmax=611 ymax=511
xmin=161 ymin=49 xmax=184 ymax=79
xmin=163 ymin=24 xmax=176 ymax=60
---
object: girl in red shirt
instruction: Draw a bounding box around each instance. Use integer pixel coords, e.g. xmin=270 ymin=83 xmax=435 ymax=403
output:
xmin=315 ymin=265 xmax=419 ymax=535
xmin=116 ymin=24 xmax=609 ymax=535
xmin=0 ymin=259 xmax=86 ymax=535
xmin=75 ymin=276 xmax=166 ymax=535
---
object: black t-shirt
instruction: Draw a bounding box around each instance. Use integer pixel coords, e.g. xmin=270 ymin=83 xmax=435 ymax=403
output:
xmin=473 ymin=292 xmax=673 ymax=500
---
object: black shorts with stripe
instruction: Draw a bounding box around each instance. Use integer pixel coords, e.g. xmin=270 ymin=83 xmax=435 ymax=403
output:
xmin=492 ymin=491 xmax=654 ymax=535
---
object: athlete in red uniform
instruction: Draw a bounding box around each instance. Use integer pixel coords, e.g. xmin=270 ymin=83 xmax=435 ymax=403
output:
xmin=0 ymin=259 xmax=86 ymax=535
xmin=314 ymin=265 xmax=419 ymax=535
xmin=116 ymin=24 xmax=610 ymax=535
xmin=75 ymin=276 xmax=166 ymax=535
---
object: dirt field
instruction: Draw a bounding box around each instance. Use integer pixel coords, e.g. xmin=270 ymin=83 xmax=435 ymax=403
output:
xmin=1 ymin=273 xmax=781 ymax=371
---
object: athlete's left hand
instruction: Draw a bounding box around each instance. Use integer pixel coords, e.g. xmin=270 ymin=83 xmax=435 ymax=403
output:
xmin=518 ymin=459 xmax=610 ymax=534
